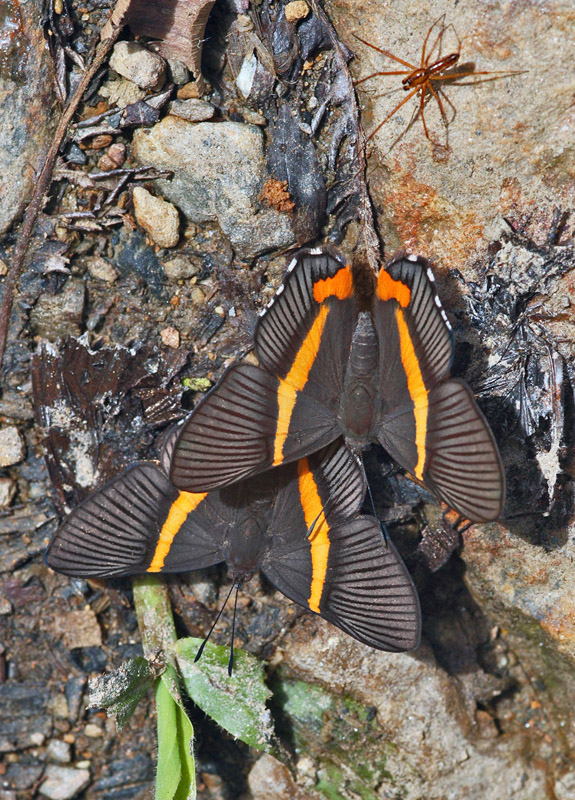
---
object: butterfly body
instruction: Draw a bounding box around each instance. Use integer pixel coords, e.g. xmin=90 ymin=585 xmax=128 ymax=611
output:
xmin=171 ymin=248 xmax=505 ymax=522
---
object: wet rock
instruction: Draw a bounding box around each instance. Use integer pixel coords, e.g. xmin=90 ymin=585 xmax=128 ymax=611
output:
xmin=46 ymin=739 xmax=72 ymax=763
xmin=30 ymin=279 xmax=85 ymax=340
xmin=39 ymin=765 xmax=90 ymax=800
xmin=132 ymin=117 xmax=295 ymax=259
xmin=280 ymin=622 xmax=548 ymax=799
xmin=0 ymin=683 xmax=52 ymax=752
xmin=3 ymin=763 xmax=43 ymax=791
xmin=168 ymin=99 xmax=215 ymax=122
xmin=0 ymin=0 xmax=57 ymax=234
xmin=162 ymin=255 xmax=201 ymax=280
xmin=0 ymin=426 xmax=25 ymax=466
xmin=132 ymin=186 xmax=180 ymax=249
xmin=109 ymin=42 xmax=166 ymax=91
xmin=81 ymin=255 xmax=119 ymax=282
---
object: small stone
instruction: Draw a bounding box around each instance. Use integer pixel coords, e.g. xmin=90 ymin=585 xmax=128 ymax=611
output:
xmin=82 ymin=255 xmax=119 ymax=282
xmin=163 ymin=255 xmax=201 ymax=280
xmin=249 ymin=754 xmax=304 ymax=800
xmin=29 ymin=732 xmax=45 ymax=746
xmin=168 ymin=99 xmax=215 ymax=122
xmin=132 ymin=186 xmax=180 ymax=249
xmin=30 ymin=278 xmax=85 ymax=340
xmin=555 ymin=771 xmax=575 ymax=800
xmin=177 ymin=81 xmax=200 ymax=100
xmin=167 ymin=59 xmax=190 ymax=85
xmin=0 ymin=259 xmax=8 ymax=276
xmin=190 ymin=286 xmax=206 ymax=304
xmin=160 ymin=326 xmax=180 ymax=349
xmin=39 ymin=766 xmax=90 ymax=800
xmin=109 ymin=42 xmax=166 ymax=91
xmin=0 ymin=427 xmax=25 ymax=467
xmin=51 ymin=609 xmax=102 ymax=649
xmin=0 ymin=477 xmax=16 ymax=507
xmin=0 ymin=594 xmax=12 ymax=615
xmin=46 ymin=739 xmax=72 ymax=763
xmin=88 ymin=134 xmax=113 ymax=150
xmin=214 ymin=305 xmax=225 ymax=317
xmin=284 ymin=0 xmax=310 ymax=23
xmin=84 ymin=724 xmax=103 ymax=739
xmin=98 ymin=143 xmax=126 ymax=171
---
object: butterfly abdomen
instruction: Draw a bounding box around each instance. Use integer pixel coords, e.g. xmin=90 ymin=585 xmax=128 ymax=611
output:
xmin=341 ymin=312 xmax=379 ymax=440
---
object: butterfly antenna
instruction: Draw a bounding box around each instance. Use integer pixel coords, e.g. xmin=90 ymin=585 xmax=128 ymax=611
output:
xmin=195 ymin=581 xmax=236 ymax=664
xmin=227 ymin=581 xmax=242 ymax=677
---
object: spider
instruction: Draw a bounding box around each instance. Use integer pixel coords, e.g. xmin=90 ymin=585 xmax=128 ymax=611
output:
xmin=353 ymin=15 xmax=521 ymax=147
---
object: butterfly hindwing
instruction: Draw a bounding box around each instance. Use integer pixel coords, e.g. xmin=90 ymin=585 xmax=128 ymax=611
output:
xmin=421 ymin=379 xmax=505 ymax=522
xmin=45 ymin=463 xmax=229 ymax=578
xmin=170 ymin=363 xmax=340 ymax=492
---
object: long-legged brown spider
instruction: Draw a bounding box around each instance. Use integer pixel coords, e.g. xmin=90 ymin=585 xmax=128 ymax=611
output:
xmin=353 ymin=15 xmax=522 ymax=147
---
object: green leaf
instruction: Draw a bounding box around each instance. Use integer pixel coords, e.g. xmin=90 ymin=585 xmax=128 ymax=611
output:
xmin=88 ymin=656 xmax=157 ymax=728
xmin=175 ymin=637 xmax=275 ymax=752
xmin=155 ymin=664 xmax=196 ymax=800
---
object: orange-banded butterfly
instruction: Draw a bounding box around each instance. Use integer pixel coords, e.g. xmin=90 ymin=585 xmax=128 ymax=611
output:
xmin=45 ymin=436 xmax=421 ymax=653
xmin=170 ymin=248 xmax=505 ymax=522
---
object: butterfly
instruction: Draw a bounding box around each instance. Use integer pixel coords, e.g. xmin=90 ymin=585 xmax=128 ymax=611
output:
xmin=45 ymin=435 xmax=421 ymax=654
xmin=170 ymin=247 xmax=505 ymax=522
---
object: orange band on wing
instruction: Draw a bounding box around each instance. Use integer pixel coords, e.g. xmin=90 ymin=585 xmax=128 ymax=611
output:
xmin=377 ymin=271 xmax=411 ymax=307
xmin=395 ymin=308 xmax=428 ymax=479
xmin=148 ymin=491 xmax=207 ymax=571
xmin=273 ymin=305 xmax=330 ymax=465
xmin=312 ymin=266 xmax=353 ymax=302
xmin=298 ymin=458 xmax=330 ymax=613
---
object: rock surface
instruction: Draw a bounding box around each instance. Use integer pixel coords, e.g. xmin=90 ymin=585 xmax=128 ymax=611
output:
xmin=132 ymin=117 xmax=295 ymax=259
xmin=132 ymin=186 xmax=180 ymax=249
xmin=109 ymin=42 xmax=166 ymax=91
xmin=0 ymin=0 xmax=56 ymax=234
xmin=0 ymin=426 xmax=24 ymax=466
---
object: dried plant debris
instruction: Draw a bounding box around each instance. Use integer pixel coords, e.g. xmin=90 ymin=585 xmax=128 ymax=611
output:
xmin=31 ymin=337 xmax=188 ymax=513
xmin=456 ymin=217 xmax=575 ymax=544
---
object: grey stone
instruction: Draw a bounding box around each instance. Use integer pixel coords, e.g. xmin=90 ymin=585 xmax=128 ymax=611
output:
xmin=30 ymin=279 xmax=85 ymax=340
xmin=109 ymin=42 xmax=166 ymax=91
xmin=168 ymin=99 xmax=215 ymax=122
xmin=0 ymin=427 xmax=25 ymax=467
xmin=162 ymin=255 xmax=201 ymax=280
xmin=0 ymin=0 xmax=57 ymax=235
xmin=132 ymin=117 xmax=295 ymax=259
xmin=167 ymin=59 xmax=190 ymax=85
xmin=39 ymin=766 xmax=90 ymax=800
xmin=46 ymin=739 xmax=72 ymax=763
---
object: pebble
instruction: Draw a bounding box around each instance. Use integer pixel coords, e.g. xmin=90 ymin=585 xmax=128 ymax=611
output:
xmin=0 ymin=594 xmax=12 ymax=615
xmin=109 ymin=42 xmax=167 ymax=91
xmin=284 ymin=0 xmax=310 ymax=22
xmin=46 ymin=740 xmax=72 ymax=763
xmin=0 ymin=259 xmax=7 ymax=276
xmin=176 ymin=82 xmax=200 ymax=100
xmin=39 ymin=766 xmax=90 ymax=800
xmin=30 ymin=278 xmax=85 ymax=340
xmin=82 ymin=255 xmax=119 ymax=282
xmin=160 ymin=326 xmax=180 ymax=349
xmin=0 ymin=427 xmax=25 ymax=467
xmin=84 ymin=723 xmax=104 ymax=739
xmin=132 ymin=118 xmax=294 ymax=259
xmin=248 ymin=754 xmax=303 ymax=800
xmin=163 ymin=255 xmax=201 ymax=280
xmin=132 ymin=186 xmax=180 ymax=249
xmin=168 ymin=59 xmax=190 ymax=85
xmin=98 ymin=143 xmax=126 ymax=171
xmin=168 ymin=99 xmax=215 ymax=122
xmin=0 ymin=477 xmax=16 ymax=507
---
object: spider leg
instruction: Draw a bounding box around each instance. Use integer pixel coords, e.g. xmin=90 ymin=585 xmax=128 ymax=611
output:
xmin=419 ymin=85 xmax=432 ymax=141
xmin=355 ymin=69 xmax=412 ymax=87
xmin=436 ymin=85 xmax=457 ymax=125
xmin=366 ymin=85 xmax=421 ymax=141
xmin=352 ymin=33 xmax=417 ymax=70
xmin=422 ymin=13 xmax=447 ymax=66
xmin=428 ymin=80 xmax=451 ymax=128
